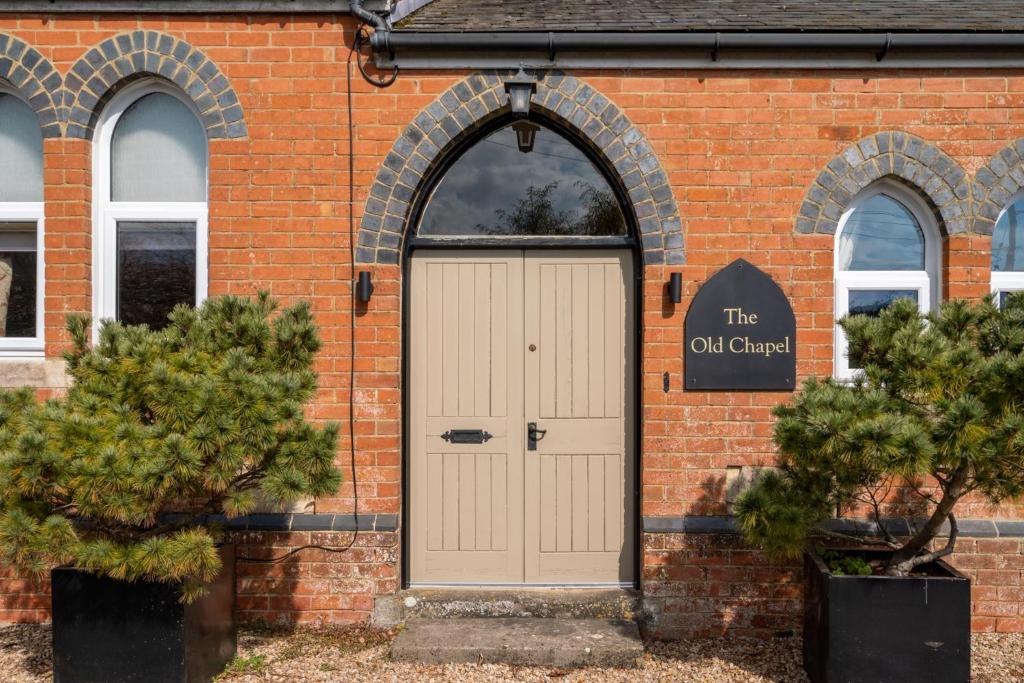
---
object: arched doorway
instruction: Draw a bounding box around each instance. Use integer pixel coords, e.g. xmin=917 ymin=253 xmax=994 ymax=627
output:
xmin=405 ymin=117 xmax=638 ymax=586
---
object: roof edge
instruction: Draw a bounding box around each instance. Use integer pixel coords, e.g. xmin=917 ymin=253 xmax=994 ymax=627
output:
xmin=0 ymin=0 xmax=376 ymax=12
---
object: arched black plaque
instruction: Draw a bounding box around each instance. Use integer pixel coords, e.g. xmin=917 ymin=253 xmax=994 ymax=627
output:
xmin=684 ymin=259 xmax=796 ymax=391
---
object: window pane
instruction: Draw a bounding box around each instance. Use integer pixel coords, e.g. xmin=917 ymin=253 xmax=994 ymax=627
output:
xmin=998 ymin=290 xmax=1024 ymax=308
xmin=117 ymin=222 xmax=196 ymax=328
xmin=418 ymin=122 xmax=626 ymax=237
xmin=848 ymin=289 xmax=919 ymax=317
xmin=111 ymin=93 xmax=207 ymax=202
xmin=993 ymin=198 xmax=1024 ymax=272
xmin=0 ymin=223 xmax=37 ymax=338
xmin=0 ymin=94 xmax=44 ymax=202
xmin=838 ymin=194 xmax=925 ymax=271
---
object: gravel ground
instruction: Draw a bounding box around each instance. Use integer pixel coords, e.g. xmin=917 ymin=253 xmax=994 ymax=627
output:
xmin=1 ymin=622 xmax=1022 ymax=682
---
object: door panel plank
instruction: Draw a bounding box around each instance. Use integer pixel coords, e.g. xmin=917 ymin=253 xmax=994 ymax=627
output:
xmin=458 ymin=263 xmax=475 ymax=418
xmin=555 ymin=455 xmax=572 ymax=552
xmin=571 ymin=265 xmax=589 ymax=418
xmin=426 ymin=264 xmax=443 ymax=417
xmin=555 ymin=264 xmax=572 ymax=418
xmin=588 ymin=454 xmax=605 ymax=551
xmin=588 ymin=264 xmax=606 ymax=418
xmin=604 ymin=263 xmax=621 ymax=419
xmin=442 ymin=452 xmax=459 ymax=551
xmin=426 ymin=453 xmax=443 ymax=551
xmin=474 ymin=264 xmax=491 ymax=417
xmin=539 ymin=265 xmax=556 ymax=418
xmin=441 ymin=264 xmax=459 ymax=417
xmin=571 ymin=454 xmax=588 ymax=551
xmin=491 ymin=264 xmax=507 ymax=418
xmin=604 ymin=451 xmax=620 ymax=551
xmin=459 ymin=453 xmax=476 ymax=550
xmin=491 ymin=454 xmax=508 ymax=551
xmin=539 ymin=455 xmax=556 ymax=552
xmin=475 ymin=454 xmax=492 ymax=550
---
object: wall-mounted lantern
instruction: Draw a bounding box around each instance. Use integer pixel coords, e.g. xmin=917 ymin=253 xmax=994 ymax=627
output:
xmin=356 ymin=271 xmax=374 ymax=303
xmin=503 ymin=67 xmax=537 ymax=117
xmin=511 ymin=120 xmax=540 ymax=153
xmin=668 ymin=272 xmax=683 ymax=304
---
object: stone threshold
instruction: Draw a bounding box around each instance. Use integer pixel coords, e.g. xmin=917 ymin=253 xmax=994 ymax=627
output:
xmin=643 ymin=515 xmax=1024 ymax=538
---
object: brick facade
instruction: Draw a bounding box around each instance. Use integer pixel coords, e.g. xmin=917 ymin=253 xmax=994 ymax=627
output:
xmin=2 ymin=11 xmax=1024 ymax=634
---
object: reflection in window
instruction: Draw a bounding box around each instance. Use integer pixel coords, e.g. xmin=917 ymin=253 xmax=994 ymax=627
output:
xmin=117 ymin=222 xmax=196 ymax=328
xmin=418 ymin=122 xmax=626 ymax=237
xmin=0 ymin=224 xmax=37 ymax=338
xmin=848 ymin=290 xmax=918 ymax=317
xmin=838 ymin=194 xmax=924 ymax=271
xmin=834 ymin=187 xmax=936 ymax=379
xmin=993 ymin=197 xmax=1024 ymax=273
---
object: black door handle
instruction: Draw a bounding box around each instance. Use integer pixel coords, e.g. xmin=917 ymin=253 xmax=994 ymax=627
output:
xmin=527 ymin=422 xmax=546 ymax=451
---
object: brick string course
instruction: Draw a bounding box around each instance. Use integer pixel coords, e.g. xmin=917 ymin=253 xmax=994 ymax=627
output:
xmin=0 ymin=11 xmax=1023 ymax=633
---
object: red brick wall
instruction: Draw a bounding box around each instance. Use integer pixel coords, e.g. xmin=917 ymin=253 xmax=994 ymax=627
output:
xmin=643 ymin=534 xmax=1024 ymax=639
xmin=233 ymin=531 xmax=398 ymax=625
xmin=1 ymin=12 xmax=1024 ymax=630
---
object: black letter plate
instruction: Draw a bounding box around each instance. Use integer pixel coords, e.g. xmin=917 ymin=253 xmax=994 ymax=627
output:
xmin=441 ymin=429 xmax=493 ymax=444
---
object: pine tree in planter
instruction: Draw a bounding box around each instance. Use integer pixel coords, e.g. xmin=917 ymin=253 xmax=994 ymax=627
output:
xmin=0 ymin=293 xmax=341 ymax=683
xmin=735 ymin=295 xmax=1024 ymax=683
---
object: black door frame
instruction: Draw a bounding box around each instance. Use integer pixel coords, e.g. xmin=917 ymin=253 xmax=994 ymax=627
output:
xmin=398 ymin=112 xmax=645 ymax=589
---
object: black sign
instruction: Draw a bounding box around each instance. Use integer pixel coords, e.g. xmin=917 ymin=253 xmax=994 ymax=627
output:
xmin=684 ymin=259 xmax=795 ymax=391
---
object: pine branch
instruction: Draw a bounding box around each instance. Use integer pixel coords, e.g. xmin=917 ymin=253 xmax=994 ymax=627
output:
xmin=894 ymin=512 xmax=958 ymax=574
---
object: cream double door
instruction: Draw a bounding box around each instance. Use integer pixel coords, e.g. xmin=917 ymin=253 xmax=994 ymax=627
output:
xmin=409 ymin=250 xmax=635 ymax=585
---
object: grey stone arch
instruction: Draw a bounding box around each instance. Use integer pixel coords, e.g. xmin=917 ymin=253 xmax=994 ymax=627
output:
xmin=63 ymin=31 xmax=247 ymax=140
xmin=0 ymin=34 xmax=62 ymax=138
xmin=795 ymin=131 xmax=974 ymax=237
xmin=974 ymin=140 xmax=1024 ymax=235
xmin=355 ymin=70 xmax=683 ymax=265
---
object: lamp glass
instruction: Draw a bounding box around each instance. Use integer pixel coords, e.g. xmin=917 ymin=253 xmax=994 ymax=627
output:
xmin=508 ymin=85 xmax=531 ymax=115
xmin=512 ymin=121 xmax=539 ymax=153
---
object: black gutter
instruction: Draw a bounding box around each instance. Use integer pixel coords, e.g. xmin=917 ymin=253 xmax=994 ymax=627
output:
xmin=372 ymin=30 xmax=1024 ymax=54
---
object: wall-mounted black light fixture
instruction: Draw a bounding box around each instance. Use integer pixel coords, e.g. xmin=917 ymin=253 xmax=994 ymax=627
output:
xmin=668 ymin=272 xmax=683 ymax=304
xmin=503 ymin=67 xmax=537 ymax=117
xmin=356 ymin=270 xmax=374 ymax=303
xmin=511 ymin=120 xmax=540 ymax=153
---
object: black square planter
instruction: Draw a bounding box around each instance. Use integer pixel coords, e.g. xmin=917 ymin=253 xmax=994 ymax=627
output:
xmin=52 ymin=545 xmax=236 ymax=683
xmin=803 ymin=550 xmax=971 ymax=683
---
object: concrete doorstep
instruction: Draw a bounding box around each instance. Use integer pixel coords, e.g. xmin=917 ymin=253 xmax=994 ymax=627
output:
xmin=390 ymin=617 xmax=644 ymax=668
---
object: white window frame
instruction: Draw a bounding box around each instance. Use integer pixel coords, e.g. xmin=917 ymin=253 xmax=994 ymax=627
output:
xmin=834 ymin=181 xmax=941 ymax=380
xmin=0 ymin=85 xmax=45 ymax=357
xmin=92 ymin=80 xmax=208 ymax=336
xmin=991 ymin=190 xmax=1024 ymax=306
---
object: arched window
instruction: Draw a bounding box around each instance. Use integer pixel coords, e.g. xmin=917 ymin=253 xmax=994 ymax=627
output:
xmin=991 ymin=193 xmax=1024 ymax=306
xmin=418 ymin=121 xmax=626 ymax=238
xmin=834 ymin=183 xmax=940 ymax=378
xmin=0 ymin=88 xmax=45 ymax=354
xmin=93 ymin=83 xmax=208 ymax=330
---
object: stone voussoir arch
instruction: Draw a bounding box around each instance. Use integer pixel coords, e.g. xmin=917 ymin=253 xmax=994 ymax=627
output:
xmin=63 ymin=30 xmax=247 ymax=140
xmin=0 ymin=33 xmax=63 ymax=138
xmin=974 ymin=140 xmax=1024 ymax=235
xmin=356 ymin=70 xmax=683 ymax=266
xmin=796 ymin=131 xmax=974 ymax=236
